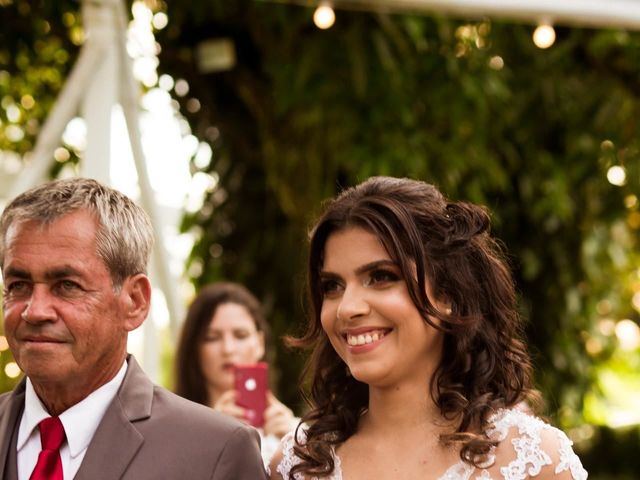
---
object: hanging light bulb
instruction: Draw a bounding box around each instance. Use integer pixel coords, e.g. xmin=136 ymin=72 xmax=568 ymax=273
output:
xmin=533 ymin=22 xmax=556 ymax=49
xmin=313 ymin=3 xmax=335 ymax=30
xmin=607 ymin=165 xmax=626 ymax=186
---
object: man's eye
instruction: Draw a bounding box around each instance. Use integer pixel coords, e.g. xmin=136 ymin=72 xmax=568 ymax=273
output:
xmin=55 ymin=280 xmax=84 ymax=296
xmin=4 ymin=281 xmax=30 ymax=297
xmin=61 ymin=280 xmax=80 ymax=290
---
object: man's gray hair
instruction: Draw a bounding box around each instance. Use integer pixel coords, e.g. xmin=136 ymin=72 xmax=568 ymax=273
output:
xmin=0 ymin=177 xmax=154 ymax=287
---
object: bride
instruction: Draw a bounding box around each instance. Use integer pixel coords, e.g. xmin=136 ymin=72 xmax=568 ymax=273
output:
xmin=270 ymin=176 xmax=587 ymax=480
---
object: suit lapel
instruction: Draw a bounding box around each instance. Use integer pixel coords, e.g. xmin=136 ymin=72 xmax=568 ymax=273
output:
xmin=0 ymin=381 xmax=25 ymax=480
xmin=72 ymin=401 xmax=143 ymax=479
xmin=74 ymin=356 xmax=153 ymax=480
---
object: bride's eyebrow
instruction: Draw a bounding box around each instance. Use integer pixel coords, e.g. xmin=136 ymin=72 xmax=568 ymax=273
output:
xmin=318 ymin=271 xmax=340 ymax=280
xmin=355 ymin=260 xmax=397 ymax=275
xmin=320 ymin=260 xmax=398 ymax=279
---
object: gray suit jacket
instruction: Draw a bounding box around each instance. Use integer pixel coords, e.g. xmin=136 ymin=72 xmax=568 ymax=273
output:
xmin=0 ymin=356 xmax=268 ymax=479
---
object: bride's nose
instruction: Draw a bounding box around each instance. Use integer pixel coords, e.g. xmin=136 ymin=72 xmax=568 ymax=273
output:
xmin=336 ymin=284 xmax=370 ymax=322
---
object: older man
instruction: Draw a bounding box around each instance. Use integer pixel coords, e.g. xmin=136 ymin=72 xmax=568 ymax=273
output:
xmin=0 ymin=178 xmax=267 ymax=479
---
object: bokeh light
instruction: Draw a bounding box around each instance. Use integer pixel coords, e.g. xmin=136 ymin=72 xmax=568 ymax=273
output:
xmin=533 ymin=23 xmax=556 ymax=49
xmin=607 ymin=165 xmax=626 ymax=186
xmin=313 ymin=4 xmax=335 ymax=30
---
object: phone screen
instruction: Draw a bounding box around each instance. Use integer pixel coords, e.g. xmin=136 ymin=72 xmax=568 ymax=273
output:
xmin=234 ymin=362 xmax=268 ymax=428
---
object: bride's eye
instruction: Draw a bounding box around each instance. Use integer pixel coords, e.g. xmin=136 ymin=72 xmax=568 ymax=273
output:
xmin=320 ymin=278 xmax=343 ymax=297
xmin=366 ymin=269 xmax=400 ymax=287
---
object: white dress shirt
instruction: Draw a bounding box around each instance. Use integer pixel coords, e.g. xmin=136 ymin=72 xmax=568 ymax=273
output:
xmin=16 ymin=361 xmax=128 ymax=480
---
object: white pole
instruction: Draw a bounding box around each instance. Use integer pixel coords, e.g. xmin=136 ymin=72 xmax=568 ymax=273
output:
xmin=113 ymin=0 xmax=184 ymax=337
xmin=80 ymin=1 xmax=118 ymax=182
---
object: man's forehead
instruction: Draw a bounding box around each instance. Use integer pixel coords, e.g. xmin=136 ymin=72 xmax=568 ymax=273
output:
xmin=2 ymin=216 xmax=102 ymax=276
xmin=6 ymin=212 xmax=98 ymax=241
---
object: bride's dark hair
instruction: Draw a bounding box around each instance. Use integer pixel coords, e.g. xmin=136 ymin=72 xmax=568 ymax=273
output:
xmin=288 ymin=176 xmax=538 ymax=479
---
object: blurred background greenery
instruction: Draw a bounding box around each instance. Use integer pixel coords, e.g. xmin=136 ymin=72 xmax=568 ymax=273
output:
xmin=1 ymin=1 xmax=639 ymax=478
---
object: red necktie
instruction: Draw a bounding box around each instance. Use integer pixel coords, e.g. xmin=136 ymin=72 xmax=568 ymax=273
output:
xmin=30 ymin=416 xmax=66 ymax=480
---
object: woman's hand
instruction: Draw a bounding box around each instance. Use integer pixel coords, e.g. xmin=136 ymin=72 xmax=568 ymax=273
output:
xmin=212 ymin=390 xmax=247 ymax=423
xmin=263 ymin=392 xmax=298 ymax=439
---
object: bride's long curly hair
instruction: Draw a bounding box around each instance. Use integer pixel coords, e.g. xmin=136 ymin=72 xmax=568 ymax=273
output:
xmin=288 ymin=176 xmax=539 ymax=479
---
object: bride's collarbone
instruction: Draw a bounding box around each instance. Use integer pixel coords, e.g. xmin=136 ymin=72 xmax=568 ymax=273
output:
xmin=337 ymin=436 xmax=460 ymax=480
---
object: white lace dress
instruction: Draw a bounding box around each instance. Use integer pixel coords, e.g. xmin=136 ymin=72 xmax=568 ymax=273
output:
xmin=275 ymin=408 xmax=588 ymax=480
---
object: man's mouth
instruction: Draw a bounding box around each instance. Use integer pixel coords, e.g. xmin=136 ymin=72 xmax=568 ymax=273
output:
xmin=23 ymin=336 xmax=64 ymax=343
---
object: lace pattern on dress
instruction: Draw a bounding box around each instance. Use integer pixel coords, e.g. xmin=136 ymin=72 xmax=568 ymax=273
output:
xmin=485 ymin=409 xmax=588 ymax=480
xmin=556 ymin=428 xmax=589 ymax=480
xmin=474 ymin=471 xmax=492 ymax=480
xmin=439 ymin=461 xmax=475 ymax=480
xmin=276 ymin=428 xmax=342 ymax=480
xmin=276 ymin=410 xmax=587 ymax=480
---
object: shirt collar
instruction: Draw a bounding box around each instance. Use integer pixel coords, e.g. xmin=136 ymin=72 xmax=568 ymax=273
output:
xmin=17 ymin=360 xmax=128 ymax=457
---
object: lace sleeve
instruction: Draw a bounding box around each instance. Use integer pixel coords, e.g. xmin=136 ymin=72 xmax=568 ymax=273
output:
xmin=274 ymin=427 xmax=342 ymax=480
xmin=276 ymin=428 xmax=306 ymax=480
xmin=486 ymin=409 xmax=588 ymax=480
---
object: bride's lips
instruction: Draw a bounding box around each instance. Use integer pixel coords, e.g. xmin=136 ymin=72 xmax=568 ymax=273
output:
xmin=342 ymin=327 xmax=392 ymax=352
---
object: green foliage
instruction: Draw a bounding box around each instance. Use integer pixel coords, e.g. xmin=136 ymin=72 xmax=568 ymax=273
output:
xmin=0 ymin=0 xmax=81 ymax=178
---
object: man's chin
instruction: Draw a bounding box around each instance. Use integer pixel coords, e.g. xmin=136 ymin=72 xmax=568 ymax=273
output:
xmin=18 ymin=357 xmax=70 ymax=383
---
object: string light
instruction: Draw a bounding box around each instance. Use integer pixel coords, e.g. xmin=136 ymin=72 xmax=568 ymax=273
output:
xmin=533 ymin=22 xmax=555 ymax=49
xmin=607 ymin=165 xmax=626 ymax=186
xmin=313 ymin=3 xmax=335 ymax=30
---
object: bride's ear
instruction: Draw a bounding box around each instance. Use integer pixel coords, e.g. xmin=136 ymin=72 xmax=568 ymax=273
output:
xmin=424 ymin=280 xmax=451 ymax=316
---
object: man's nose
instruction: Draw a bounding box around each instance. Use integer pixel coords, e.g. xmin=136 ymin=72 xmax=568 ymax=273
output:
xmin=21 ymin=284 xmax=57 ymax=323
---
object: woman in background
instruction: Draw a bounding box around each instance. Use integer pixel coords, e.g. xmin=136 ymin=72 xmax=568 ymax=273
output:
xmin=175 ymin=281 xmax=298 ymax=466
xmin=271 ymin=176 xmax=587 ymax=480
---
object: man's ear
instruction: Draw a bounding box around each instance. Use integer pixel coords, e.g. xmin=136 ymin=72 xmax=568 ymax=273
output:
xmin=120 ymin=273 xmax=152 ymax=331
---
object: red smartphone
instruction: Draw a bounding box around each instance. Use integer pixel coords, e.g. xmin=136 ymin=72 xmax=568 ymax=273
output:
xmin=234 ymin=362 xmax=268 ymax=428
